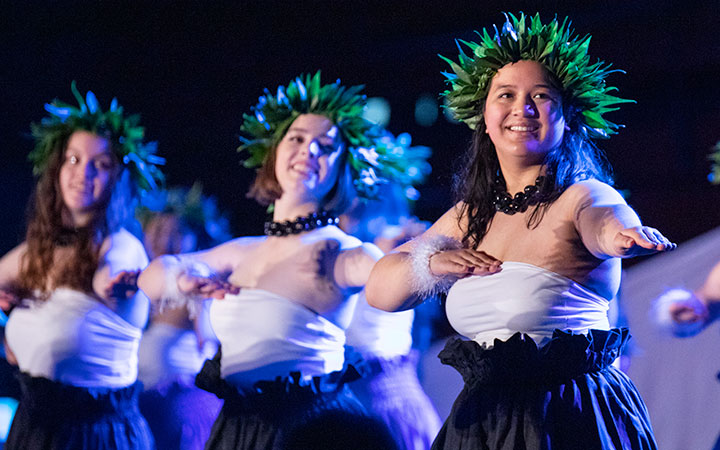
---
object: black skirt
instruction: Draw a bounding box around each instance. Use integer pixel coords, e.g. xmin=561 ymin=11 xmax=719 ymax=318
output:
xmin=5 ymin=373 xmax=154 ymax=450
xmin=432 ymin=328 xmax=657 ymax=450
xmin=195 ymin=352 xmax=398 ymax=450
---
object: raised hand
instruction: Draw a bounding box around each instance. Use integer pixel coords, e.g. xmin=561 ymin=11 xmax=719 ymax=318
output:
xmin=102 ymin=270 xmax=140 ymax=302
xmin=177 ymin=272 xmax=239 ymax=300
xmin=653 ymin=288 xmax=708 ymax=338
xmin=669 ymin=297 xmax=708 ymax=325
xmin=613 ymin=226 xmax=676 ymax=258
xmin=429 ymin=248 xmax=502 ymax=278
xmin=0 ymin=288 xmax=19 ymax=313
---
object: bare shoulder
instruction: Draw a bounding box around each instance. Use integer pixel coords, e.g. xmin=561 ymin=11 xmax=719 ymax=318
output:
xmin=0 ymin=242 xmax=28 ymax=286
xmin=101 ymin=228 xmax=148 ymax=269
xmin=336 ymin=240 xmax=383 ymax=290
xmin=224 ymin=235 xmax=267 ymax=251
xmin=1 ymin=242 xmax=28 ymax=262
xmin=433 ymin=201 xmax=466 ymax=237
xmin=106 ymin=228 xmax=144 ymax=250
xmin=342 ymin=241 xmax=383 ymax=262
xmin=395 ymin=202 xmax=465 ymax=253
xmin=563 ymin=179 xmax=626 ymax=206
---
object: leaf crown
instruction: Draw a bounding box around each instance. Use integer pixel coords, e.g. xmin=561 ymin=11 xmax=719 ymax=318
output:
xmin=137 ymin=182 xmax=232 ymax=245
xmin=441 ymin=12 xmax=634 ymax=139
xmin=29 ymin=81 xmax=165 ymax=196
xmin=238 ymin=72 xmax=430 ymax=199
xmin=709 ymin=141 xmax=720 ymax=184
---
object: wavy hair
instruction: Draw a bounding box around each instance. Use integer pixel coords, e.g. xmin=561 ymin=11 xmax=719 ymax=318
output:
xmin=18 ymin=130 xmax=134 ymax=298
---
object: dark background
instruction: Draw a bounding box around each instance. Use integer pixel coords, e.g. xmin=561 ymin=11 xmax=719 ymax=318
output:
xmin=2 ymin=1 xmax=719 ymax=257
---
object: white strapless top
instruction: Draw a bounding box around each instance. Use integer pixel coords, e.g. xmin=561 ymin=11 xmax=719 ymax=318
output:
xmin=5 ymin=288 xmax=141 ymax=388
xmin=345 ymin=292 xmax=413 ymax=359
xmin=137 ymin=322 xmax=218 ymax=389
xmin=209 ymin=289 xmax=346 ymax=389
xmin=446 ymin=261 xmax=610 ymax=347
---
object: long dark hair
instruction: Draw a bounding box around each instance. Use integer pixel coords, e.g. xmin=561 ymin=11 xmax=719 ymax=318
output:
xmin=454 ymin=120 xmax=613 ymax=248
xmin=19 ymin=130 xmax=124 ymax=298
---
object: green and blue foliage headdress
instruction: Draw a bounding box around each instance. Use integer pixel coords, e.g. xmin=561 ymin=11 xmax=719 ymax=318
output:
xmin=137 ymin=182 xmax=232 ymax=246
xmin=441 ymin=12 xmax=634 ymax=139
xmin=238 ymin=72 xmax=431 ymax=199
xmin=29 ymin=82 xmax=165 ymax=195
xmin=709 ymin=141 xmax=720 ymax=184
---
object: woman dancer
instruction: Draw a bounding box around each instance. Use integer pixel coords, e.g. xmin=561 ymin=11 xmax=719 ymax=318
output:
xmin=0 ymin=83 xmax=164 ymax=449
xmin=366 ymin=13 xmax=675 ymax=449
xmin=138 ymin=73 xmax=406 ymax=449
xmin=341 ymin=160 xmax=443 ymax=450
xmin=136 ymin=184 xmax=228 ymax=450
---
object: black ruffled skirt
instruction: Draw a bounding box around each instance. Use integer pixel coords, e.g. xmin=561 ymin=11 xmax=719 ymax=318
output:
xmin=349 ymin=350 xmax=442 ymax=450
xmin=5 ymin=373 xmax=154 ymax=450
xmin=195 ymin=351 xmax=398 ymax=450
xmin=432 ymin=329 xmax=657 ymax=450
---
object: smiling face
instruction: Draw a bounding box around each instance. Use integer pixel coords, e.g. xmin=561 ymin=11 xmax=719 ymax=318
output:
xmin=274 ymin=113 xmax=344 ymax=203
xmin=483 ymin=60 xmax=566 ymax=166
xmin=58 ymin=130 xmax=118 ymax=225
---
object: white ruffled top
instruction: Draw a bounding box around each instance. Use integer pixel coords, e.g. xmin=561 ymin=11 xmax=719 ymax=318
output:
xmin=446 ymin=261 xmax=610 ymax=347
xmin=5 ymin=288 xmax=142 ymax=388
xmin=345 ymin=292 xmax=413 ymax=359
xmin=137 ymin=322 xmax=218 ymax=389
xmin=209 ymin=288 xmax=346 ymax=389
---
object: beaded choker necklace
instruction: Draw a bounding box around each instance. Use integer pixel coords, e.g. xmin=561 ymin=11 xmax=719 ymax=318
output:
xmin=54 ymin=226 xmax=90 ymax=247
xmin=491 ymin=176 xmax=546 ymax=215
xmin=264 ymin=211 xmax=339 ymax=236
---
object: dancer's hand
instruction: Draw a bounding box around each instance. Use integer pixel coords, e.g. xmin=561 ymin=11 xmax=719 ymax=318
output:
xmin=429 ymin=249 xmax=502 ymax=278
xmin=613 ymin=226 xmax=676 ymax=257
xmin=177 ymin=273 xmax=239 ymax=300
xmin=0 ymin=288 xmax=19 ymax=313
xmin=102 ymin=270 xmax=140 ymax=302
xmin=668 ymin=295 xmax=709 ymax=325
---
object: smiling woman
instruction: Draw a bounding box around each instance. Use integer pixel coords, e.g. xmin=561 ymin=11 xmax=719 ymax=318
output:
xmin=137 ymin=73 xmax=428 ymax=450
xmin=483 ymin=60 xmax=566 ymax=166
xmin=366 ymin=13 xmax=675 ymax=450
xmin=272 ymin=114 xmax=347 ymax=210
xmin=59 ymin=131 xmax=118 ymax=225
xmin=0 ymin=84 xmax=164 ymax=450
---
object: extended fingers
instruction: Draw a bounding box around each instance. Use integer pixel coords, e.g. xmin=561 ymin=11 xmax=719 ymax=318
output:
xmin=618 ymin=227 xmax=676 ymax=256
xmin=454 ymin=250 xmax=502 ymax=274
xmin=647 ymin=228 xmax=676 ymax=251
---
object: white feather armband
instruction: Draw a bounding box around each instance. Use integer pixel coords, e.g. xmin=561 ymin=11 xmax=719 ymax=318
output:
xmin=408 ymin=234 xmax=462 ymax=298
xmin=158 ymin=255 xmax=213 ymax=319
xmin=652 ymin=288 xmax=706 ymax=338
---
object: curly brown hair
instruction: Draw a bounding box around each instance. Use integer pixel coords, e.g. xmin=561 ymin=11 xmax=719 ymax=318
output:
xmin=18 ymin=130 xmax=119 ymax=297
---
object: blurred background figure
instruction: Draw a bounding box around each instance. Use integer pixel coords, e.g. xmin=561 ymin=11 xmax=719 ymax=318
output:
xmin=136 ymin=183 xmax=231 ymax=450
xmin=0 ymin=307 xmax=20 ymax=450
xmin=340 ymin=133 xmax=442 ymax=450
xmin=654 ymin=141 xmax=720 ymax=338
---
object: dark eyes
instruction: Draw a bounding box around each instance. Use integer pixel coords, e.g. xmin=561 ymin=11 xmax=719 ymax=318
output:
xmin=287 ymin=135 xmax=337 ymax=154
xmin=66 ymin=155 xmax=113 ymax=171
xmin=95 ymin=159 xmax=114 ymax=170
xmin=498 ymin=92 xmax=554 ymax=100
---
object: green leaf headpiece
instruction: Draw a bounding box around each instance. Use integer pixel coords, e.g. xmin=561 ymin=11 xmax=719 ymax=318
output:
xmin=709 ymin=141 xmax=720 ymax=185
xmin=137 ymin=182 xmax=232 ymax=245
xmin=29 ymin=81 xmax=165 ymax=196
xmin=441 ymin=12 xmax=634 ymax=139
xmin=238 ymin=72 xmax=430 ymax=199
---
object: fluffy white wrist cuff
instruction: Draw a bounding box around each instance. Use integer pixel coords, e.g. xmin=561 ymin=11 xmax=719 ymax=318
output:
xmin=159 ymin=255 xmax=213 ymax=319
xmin=408 ymin=235 xmax=462 ymax=298
xmin=652 ymin=288 xmax=706 ymax=338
